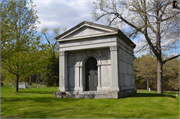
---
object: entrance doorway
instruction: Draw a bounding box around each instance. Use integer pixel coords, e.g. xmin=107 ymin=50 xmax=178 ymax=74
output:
xmin=85 ymin=57 xmax=98 ymax=91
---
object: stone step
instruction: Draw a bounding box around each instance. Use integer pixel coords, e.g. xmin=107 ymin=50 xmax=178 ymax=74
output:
xmin=65 ymin=91 xmax=108 ymax=95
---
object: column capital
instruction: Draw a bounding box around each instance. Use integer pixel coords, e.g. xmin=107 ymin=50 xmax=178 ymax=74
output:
xmin=59 ymin=51 xmax=67 ymax=56
xmin=97 ymin=64 xmax=101 ymax=66
xmin=110 ymin=46 xmax=118 ymax=51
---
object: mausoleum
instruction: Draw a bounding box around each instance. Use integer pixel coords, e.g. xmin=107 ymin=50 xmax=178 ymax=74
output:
xmin=54 ymin=21 xmax=136 ymax=98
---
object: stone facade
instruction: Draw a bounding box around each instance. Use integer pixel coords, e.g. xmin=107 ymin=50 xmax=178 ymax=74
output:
xmin=55 ymin=21 xmax=136 ymax=99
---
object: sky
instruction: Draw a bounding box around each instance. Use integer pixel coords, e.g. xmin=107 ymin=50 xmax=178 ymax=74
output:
xmin=33 ymin=0 xmax=94 ymax=32
xmin=33 ymin=0 xmax=180 ymax=58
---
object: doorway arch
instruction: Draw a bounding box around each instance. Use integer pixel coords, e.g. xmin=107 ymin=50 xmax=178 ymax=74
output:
xmin=76 ymin=52 xmax=102 ymax=92
xmin=85 ymin=57 xmax=98 ymax=91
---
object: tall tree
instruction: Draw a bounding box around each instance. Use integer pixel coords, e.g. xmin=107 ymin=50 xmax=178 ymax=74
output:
xmin=92 ymin=0 xmax=180 ymax=94
xmin=1 ymin=0 xmax=50 ymax=92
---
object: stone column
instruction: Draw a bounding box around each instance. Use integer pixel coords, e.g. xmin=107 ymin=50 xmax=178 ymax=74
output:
xmin=74 ymin=65 xmax=80 ymax=91
xmin=97 ymin=65 xmax=101 ymax=87
xmin=58 ymin=51 xmax=68 ymax=92
xmin=97 ymin=64 xmax=102 ymax=91
xmin=74 ymin=64 xmax=83 ymax=92
xmin=79 ymin=66 xmax=83 ymax=88
xmin=110 ymin=46 xmax=119 ymax=92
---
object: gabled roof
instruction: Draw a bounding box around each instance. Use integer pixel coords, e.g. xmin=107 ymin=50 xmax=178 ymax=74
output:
xmin=55 ymin=21 xmax=136 ymax=48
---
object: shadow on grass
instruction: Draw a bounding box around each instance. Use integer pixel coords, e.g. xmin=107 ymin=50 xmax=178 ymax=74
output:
xmin=129 ymin=93 xmax=176 ymax=98
xmin=1 ymin=96 xmax=80 ymax=103
xmin=19 ymin=90 xmax=55 ymax=94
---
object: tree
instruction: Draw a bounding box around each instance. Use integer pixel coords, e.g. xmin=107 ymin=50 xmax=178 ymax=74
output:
xmin=40 ymin=28 xmax=67 ymax=86
xmin=91 ymin=0 xmax=180 ymax=94
xmin=134 ymin=54 xmax=156 ymax=90
xmin=41 ymin=27 xmax=67 ymax=56
xmin=134 ymin=54 xmax=179 ymax=90
xmin=1 ymin=0 xmax=50 ymax=92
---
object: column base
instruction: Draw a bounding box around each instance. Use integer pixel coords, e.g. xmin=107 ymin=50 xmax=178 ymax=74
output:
xmin=74 ymin=87 xmax=83 ymax=92
xmin=97 ymin=87 xmax=111 ymax=91
xmin=97 ymin=86 xmax=103 ymax=91
xmin=58 ymin=87 xmax=69 ymax=92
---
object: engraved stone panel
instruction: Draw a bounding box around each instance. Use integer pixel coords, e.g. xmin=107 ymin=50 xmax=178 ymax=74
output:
xmin=89 ymin=70 xmax=98 ymax=91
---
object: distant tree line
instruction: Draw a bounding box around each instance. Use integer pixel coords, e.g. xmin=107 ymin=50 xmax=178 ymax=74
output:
xmin=134 ymin=54 xmax=179 ymax=91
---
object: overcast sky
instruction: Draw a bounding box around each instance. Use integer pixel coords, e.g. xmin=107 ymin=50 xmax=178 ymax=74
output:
xmin=33 ymin=0 xmax=180 ymax=57
xmin=33 ymin=0 xmax=94 ymax=32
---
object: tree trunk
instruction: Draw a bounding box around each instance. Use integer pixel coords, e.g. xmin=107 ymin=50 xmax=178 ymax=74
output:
xmin=37 ymin=74 xmax=40 ymax=83
xmin=36 ymin=74 xmax=37 ymax=86
xmin=29 ymin=75 xmax=32 ymax=85
xmin=156 ymin=14 xmax=163 ymax=94
xmin=16 ymin=74 xmax=19 ymax=92
xmin=147 ymin=78 xmax=149 ymax=91
xmin=36 ymin=74 xmax=40 ymax=86
xmin=157 ymin=59 xmax=163 ymax=94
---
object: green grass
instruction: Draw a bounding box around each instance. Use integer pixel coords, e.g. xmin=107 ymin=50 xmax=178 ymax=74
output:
xmin=1 ymin=85 xmax=179 ymax=118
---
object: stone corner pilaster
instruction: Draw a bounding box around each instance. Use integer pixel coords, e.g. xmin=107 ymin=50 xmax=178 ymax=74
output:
xmin=58 ymin=87 xmax=65 ymax=92
xmin=110 ymin=86 xmax=119 ymax=92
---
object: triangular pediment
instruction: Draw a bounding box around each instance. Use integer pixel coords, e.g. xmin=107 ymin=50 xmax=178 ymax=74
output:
xmin=56 ymin=21 xmax=118 ymax=40
xmin=55 ymin=21 xmax=136 ymax=48
xmin=65 ymin=27 xmax=109 ymax=38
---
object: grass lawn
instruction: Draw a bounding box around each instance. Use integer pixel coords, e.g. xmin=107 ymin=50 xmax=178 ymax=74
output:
xmin=1 ymin=85 xmax=179 ymax=118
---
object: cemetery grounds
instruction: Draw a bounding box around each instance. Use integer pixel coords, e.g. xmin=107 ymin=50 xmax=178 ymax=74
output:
xmin=1 ymin=85 xmax=179 ymax=118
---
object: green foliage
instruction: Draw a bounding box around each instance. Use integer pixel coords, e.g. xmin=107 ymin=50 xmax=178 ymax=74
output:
xmin=1 ymin=85 xmax=179 ymax=118
xmin=134 ymin=54 xmax=179 ymax=90
xmin=163 ymin=58 xmax=179 ymax=90
xmin=40 ymin=54 xmax=59 ymax=87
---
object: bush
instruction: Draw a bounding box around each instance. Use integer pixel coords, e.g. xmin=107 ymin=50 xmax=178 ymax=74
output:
xmin=1 ymin=82 xmax=3 ymax=86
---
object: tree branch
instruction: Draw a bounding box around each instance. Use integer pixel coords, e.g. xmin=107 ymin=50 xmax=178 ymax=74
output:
xmin=159 ymin=2 xmax=168 ymax=20
xmin=108 ymin=16 xmax=118 ymax=26
xmin=161 ymin=11 xmax=180 ymax=22
xmin=135 ymin=44 xmax=149 ymax=53
xmin=95 ymin=13 xmax=110 ymax=21
xmin=1 ymin=60 xmax=17 ymax=75
xmin=116 ymin=13 xmax=143 ymax=33
xmin=146 ymin=16 xmax=157 ymax=34
xmin=43 ymin=33 xmax=51 ymax=45
xmin=162 ymin=54 xmax=180 ymax=64
xmin=143 ymin=0 xmax=158 ymax=59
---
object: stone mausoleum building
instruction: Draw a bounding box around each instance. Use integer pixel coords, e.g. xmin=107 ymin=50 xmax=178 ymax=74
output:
xmin=54 ymin=21 xmax=136 ymax=99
